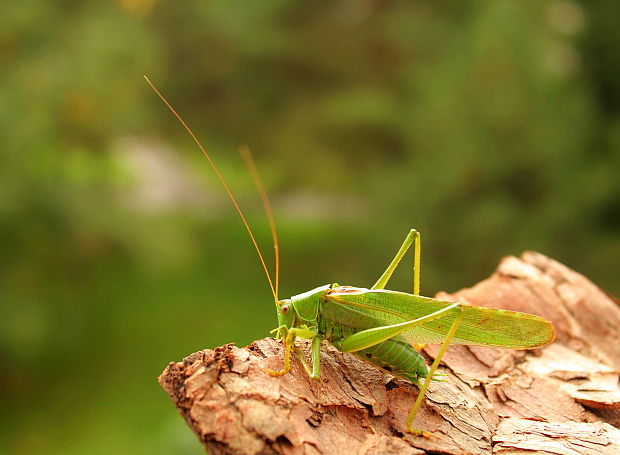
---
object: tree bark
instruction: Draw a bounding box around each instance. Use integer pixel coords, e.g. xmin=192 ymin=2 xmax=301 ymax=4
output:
xmin=158 ymin=252 xmax=620 ymax=455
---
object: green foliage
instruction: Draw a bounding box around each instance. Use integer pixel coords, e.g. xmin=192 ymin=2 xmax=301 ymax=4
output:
xmin=1 ymin=1 xmax=618 ymax=453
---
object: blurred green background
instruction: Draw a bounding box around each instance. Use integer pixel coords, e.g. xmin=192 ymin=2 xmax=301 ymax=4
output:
xmin=2 ymin=0 xmax=619 ymax=453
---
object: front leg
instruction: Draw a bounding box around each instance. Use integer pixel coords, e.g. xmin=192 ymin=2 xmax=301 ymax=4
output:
xmin=264 ymin=327 xmax=317 ymax=377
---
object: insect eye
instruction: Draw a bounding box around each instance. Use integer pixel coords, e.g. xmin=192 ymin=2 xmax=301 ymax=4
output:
xmin=281 ymin=304 xmax=290 ymax=314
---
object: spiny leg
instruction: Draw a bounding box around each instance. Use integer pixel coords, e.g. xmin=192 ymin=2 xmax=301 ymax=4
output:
xmin=310 ymin=335 xmax=322 ymax=379
xmin=334 ymin=302 xmax=463 ymax=436
xmin=292 ymin=335 xmax=322 ymax=379
xmin=338 ymin=303 xmax=460 ymax=353
xmin=374 ymin=229 xmax=426 ymax=351
xmin=264 ymin=331 xmax=294 ymax=376
xmin=405 ymin=307 xmax=464 ymax=436
xmin=372 ymin=229 xmax=421 ymax=295
xmin=292 ymin=346 xmax=311 ymax=376
xmin=264 ymin=327 xmax=317 ymax=377
xmin=269 ymin=324 xmax=287 ymax=339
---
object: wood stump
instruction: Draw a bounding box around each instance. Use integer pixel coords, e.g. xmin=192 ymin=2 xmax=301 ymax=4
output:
xmin=158 ymin=252 xmax=620 ymax=454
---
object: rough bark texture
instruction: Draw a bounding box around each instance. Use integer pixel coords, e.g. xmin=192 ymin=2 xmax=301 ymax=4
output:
xmin=158 ymin=252 xmax=620 ymax=455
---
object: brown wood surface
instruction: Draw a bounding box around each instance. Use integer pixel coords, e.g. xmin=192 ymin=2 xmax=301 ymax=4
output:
xmin=158 ymin=252 xmax=620 ymax=454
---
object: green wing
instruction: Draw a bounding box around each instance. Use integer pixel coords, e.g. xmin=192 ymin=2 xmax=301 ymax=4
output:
xmin=323 ymin=287 xmax=555 ymax=349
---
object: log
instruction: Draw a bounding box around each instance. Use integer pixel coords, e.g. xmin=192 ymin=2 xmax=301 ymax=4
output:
xmin=158 ymin=252 xmax=620 ymax=454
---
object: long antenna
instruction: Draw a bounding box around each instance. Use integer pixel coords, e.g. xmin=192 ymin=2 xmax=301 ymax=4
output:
xmin=239 ymin=145 xmax=280 ymax=300
xmin=144 ymin=76 xmax=277 ymax=304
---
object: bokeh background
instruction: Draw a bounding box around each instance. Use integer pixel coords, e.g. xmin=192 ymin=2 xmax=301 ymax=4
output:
xmin=2 ymin=1 xmax=619 ymax=453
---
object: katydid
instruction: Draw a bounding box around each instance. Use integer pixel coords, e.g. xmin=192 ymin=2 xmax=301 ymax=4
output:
xmin=145 ymin=76 xmax=556 ymax=436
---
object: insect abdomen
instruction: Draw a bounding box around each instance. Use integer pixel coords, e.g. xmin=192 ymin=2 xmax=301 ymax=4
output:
xmin=352 ymin=338 xmax=428 ymax=384
xmin=321 ymin=310 xmax=428 ymax=383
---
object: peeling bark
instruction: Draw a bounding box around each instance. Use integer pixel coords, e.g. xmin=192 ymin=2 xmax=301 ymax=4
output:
xmin=158 ymin=252 xmax=620 ymax=455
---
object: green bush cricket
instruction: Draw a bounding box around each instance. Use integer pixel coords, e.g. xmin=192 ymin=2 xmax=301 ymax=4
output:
xmin=145 ymin=77 xmax=556 ymax=436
